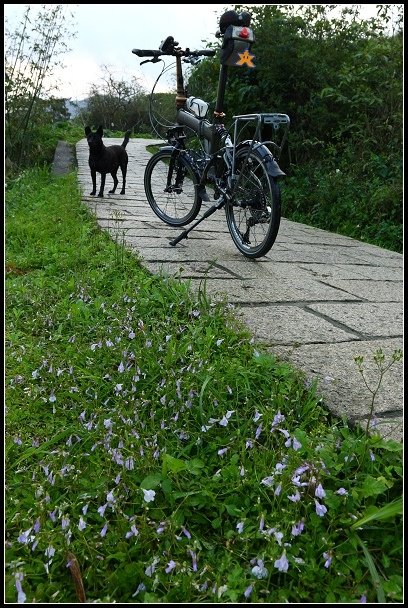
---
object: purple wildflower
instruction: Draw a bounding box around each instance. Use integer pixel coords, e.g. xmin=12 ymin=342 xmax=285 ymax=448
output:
xmin=49 ymin=510 xmax=57 ymax=522
xmin=100 ymin=523 xmax=108 ymax=538
xmin=336 ymin=487 xmax=348 ymax=496
xmin=292 ymin=437 xmax=302 ymax=451
xmin=106 ymin=490 xmax=116 ymax=504
xmin=274 ymin=483 xmax=282 ymax=496
xmin=218 ymin=447 xmax=229 ymax=457
xmin=125 ymin=457 xmax=134 ymax=470
xmin=288 ymin=491 xmax=301 ymax=502
xmin=274 ymin=551 xmax=289 ymax=573
xmin=291 ymin=521 xmax=305 ymax=537
xmin=294 ymin=463 xmax=310 ymax=475
xmin=189 ymin=549 xmax=198 ymax=571
xmin=315 ymin=483 xmax=326 ymax=499
xmin=236 ymin=521 xmax=244 ymax=534
xmin=165 ymin=560 xmax=176 ymax=573
xmin=181 ymin=526 xmax=191 ymax=539
xmin=17 ymin=528 xmax=32 ymax=544
xmin=244 ymin=584 xmax=253 ymax=599
xmin=132 ymin=583 xmax=146 ymax=598
xmin=314 ymin=500 xmax=328 ymax=517
xmin=219 ymin=410 xmax=234 ymax=426
xmin=78 ymin=516 xmax=86 ymax=531
xmin=274 ymin=531 xmax=283 ymax=545
xmin=145 ymin=557 xmax=159 ymax=577
xmin=323 ymin=551 xmax=332 ymax=568
xmin=261 ymin=476 xmax=274 ymax=487
xmin=125 ymin=524 xmax=139 ymax=539
xmin=45 ymin=545 xmax=55 ymax=559
xmin=98 ymin=503 xmax=107 ymax=517
xmin=251 ymin=559 xmax=268 ymax=579
xmin=15 ymin=573 xmax=26 ymax=604
xmin=291 ymin=475 xmax=308 ymax=487
xmin=272 ymin=410 xmax=285 ymax=427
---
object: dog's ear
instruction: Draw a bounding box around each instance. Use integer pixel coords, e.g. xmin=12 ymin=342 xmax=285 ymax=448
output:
xmin=97 ymin=125 xmax=103 ymax=136
xmin=85 ymin=126 xmax=91 ymax=135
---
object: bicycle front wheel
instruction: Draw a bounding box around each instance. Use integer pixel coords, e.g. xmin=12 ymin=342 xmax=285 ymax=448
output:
xmin=144 ymin=149 xmax=202 ymax=226
xmin=225 ymin=146 xmax=281 ymax=258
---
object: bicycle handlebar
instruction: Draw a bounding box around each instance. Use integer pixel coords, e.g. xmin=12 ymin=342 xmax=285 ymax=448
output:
xmin=132 ymin=49 xmax=163 ymax=57
xmin=132 ymin=47 xmax=216 ymax=58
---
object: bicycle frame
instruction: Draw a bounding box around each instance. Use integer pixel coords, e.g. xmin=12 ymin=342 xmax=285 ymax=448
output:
xmin=133 ymin=10 xmax=290 ymax=257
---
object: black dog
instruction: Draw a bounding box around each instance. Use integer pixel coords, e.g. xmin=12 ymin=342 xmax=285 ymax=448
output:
xmin=85 ymin=126 xmax=131 ymax=197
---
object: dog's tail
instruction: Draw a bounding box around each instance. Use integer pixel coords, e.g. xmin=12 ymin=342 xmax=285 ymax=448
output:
xmin=121 ymin=130 xmax=131 ymax=148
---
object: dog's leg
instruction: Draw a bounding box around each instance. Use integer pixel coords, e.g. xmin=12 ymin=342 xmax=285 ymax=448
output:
xmin=90 ymin=169 xmax=97 ymax=196
xmin=98 ymin=173 xmax=106 ymax=197
xmin=120 ymin=164 xmax=127 ymax=195
xmin=108 ymin=172 xmax=118 ymax=194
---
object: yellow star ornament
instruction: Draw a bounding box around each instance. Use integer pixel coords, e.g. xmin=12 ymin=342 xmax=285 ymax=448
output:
xmin=236 ymin=49 xmax=255 ymax=68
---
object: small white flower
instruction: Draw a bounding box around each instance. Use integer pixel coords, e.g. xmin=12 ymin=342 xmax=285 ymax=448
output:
xmin=142 ymin=489 xmax=156 ymax=503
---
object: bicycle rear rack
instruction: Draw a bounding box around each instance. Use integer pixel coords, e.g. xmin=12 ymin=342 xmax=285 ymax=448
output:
xmin=232 ymin=113 xmax=290 ymax=160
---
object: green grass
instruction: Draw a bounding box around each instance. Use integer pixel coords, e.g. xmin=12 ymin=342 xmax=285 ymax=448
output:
xmin=5 ymin=167 xmax=403 ymax=603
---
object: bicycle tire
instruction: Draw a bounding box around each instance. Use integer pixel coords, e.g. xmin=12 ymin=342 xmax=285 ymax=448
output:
xmin=225 ymin=145 xmax=281 ymax=258
xmin=144 ymin=149 xmax=202 ymax=227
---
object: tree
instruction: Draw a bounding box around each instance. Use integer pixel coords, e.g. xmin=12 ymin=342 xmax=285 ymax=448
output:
xmin=80 ymin=65 xmax=149 ymax=133
xmin=5 ymin=4 xmax=76 ymax=167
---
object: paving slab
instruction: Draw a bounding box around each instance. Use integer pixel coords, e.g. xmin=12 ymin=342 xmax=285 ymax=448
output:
xmin=75 ymin=137 xmax=404 ymax=442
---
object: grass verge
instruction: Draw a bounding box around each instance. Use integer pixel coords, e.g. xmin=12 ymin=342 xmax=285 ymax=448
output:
xmin=5 ymin=167 xmax=403 ymax=603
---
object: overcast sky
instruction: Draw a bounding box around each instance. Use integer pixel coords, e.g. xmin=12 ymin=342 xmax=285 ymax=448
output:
xmin=4 ymin=4 xmax=399 ymax=100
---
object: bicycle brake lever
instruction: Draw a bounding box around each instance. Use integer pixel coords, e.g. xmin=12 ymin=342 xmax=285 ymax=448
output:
xmin=140 ymin=57 xmax=161 ymax=65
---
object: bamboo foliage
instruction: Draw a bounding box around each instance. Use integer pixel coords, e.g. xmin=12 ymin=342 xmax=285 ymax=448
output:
xmin=5 ymin=5 xmax=76 ymax=167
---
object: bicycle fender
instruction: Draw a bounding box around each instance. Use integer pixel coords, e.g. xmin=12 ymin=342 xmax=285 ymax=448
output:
xmin=236 ymin=141 xmax=286 ymax=177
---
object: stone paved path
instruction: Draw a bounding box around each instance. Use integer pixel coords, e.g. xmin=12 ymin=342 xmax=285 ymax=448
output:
xmin=75 ymin=136 xmax=404 ymax=442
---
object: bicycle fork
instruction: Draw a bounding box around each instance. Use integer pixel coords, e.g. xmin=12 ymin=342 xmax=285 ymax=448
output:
xmin=164 ymin=150 xmax=186 ymax=194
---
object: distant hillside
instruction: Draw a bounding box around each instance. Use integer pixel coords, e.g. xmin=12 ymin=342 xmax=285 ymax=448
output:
xmin=64 ymin=99 xmax=88 ymax=118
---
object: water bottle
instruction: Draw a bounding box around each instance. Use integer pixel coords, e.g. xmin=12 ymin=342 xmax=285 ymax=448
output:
xmin=186 ymin=96 xmax=209 ymax=119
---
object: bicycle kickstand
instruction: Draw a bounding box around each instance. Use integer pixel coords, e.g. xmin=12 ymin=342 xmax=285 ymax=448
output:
xmin=169 ymin=198 xmax=226 ymax=246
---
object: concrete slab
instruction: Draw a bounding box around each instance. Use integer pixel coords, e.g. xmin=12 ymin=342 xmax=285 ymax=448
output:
xmin=271 ymin=338 xmax=403 ymax=441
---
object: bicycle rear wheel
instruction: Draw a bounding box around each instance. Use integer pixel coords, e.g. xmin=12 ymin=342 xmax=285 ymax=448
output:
xmin=225 ymin=146 xmax=281 ymax=258
xmin=144 ymin=149 xmax=202 ymax=227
